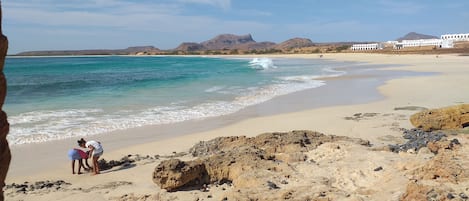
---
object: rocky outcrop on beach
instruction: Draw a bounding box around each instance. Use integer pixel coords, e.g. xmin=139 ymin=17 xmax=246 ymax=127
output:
xmin=397 ymin=105 xmax=469 ymax=201
xmin=0 ymin=6 xmax=10 ymax=201
xmin=410 ymin=104 xmax=469 ymax=131
xmin=400 ymin=137 xmax=469 ymax=201
xmin=153 ymin=131 xmax=371 ymax=194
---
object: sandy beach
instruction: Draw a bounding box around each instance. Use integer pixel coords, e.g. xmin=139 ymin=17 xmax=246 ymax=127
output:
xmin=4 ymin=53 xmax=469 ymax=200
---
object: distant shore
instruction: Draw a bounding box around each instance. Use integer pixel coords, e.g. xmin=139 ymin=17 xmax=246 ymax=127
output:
xmin=5 ymin=53 xmax=469 ymax=201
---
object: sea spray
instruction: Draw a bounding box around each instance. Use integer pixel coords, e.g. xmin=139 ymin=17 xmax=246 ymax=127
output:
xmin=248 ymin=58 xmax=276 ymax=70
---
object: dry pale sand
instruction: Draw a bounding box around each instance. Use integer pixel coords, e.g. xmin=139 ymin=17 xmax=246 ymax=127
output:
xmin=4 ymin=53 xmax=469 ymax=200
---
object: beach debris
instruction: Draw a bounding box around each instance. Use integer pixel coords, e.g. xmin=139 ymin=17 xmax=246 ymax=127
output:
xmin=4 ymin=180 xmax=71 ymax=194
xmin=98 ymin=154 xmax=157 ymax=171
xmin=394 ymin=106 xmax=428 ymax=111
xmin=410 ymin=104 xmax=469 ymax=131
xmin=266 ymin=181 xmax=280 ymax=190
xmin=373 ymin=166 xmax=383 ymax=171
xmin=153 ymin=130 xmax=370 ymax=192
xmin=344 ymin=112 xmax=379 ymax=121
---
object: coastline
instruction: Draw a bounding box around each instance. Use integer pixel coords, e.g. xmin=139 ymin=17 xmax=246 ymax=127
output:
xmin=7 ymin=53 xmax=413 ymax=177
xmin=5 ymin=53 xmax=469 ymax=200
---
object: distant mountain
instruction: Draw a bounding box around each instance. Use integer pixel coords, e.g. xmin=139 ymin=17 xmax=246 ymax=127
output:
xmin=175 ymin=34 xmax=318 ymax=52
xmin=201 ymin=34 xmax=256 ymax=50
xmin=396 ymin=32 xmax=438 ymax=41
xmin=174 ymin=42 xmax=206 ymax=51
xmin=16 ymin=46 xmax=161 ymax=56
xmin=275 ymin=38 xmax=314 ymax=49
xmin=16 ymin=34 xmax=321 ymax=56
xmin=174 ymin=34 xmax=277 ymax=52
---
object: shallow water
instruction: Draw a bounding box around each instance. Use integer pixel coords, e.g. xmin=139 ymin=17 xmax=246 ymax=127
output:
xmin=5 ymin=56 xmax=351 ymax=144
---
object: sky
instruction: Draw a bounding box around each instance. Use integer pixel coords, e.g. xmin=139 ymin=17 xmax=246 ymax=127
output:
xmin=3 ymin=0 xmax=469 ymax=54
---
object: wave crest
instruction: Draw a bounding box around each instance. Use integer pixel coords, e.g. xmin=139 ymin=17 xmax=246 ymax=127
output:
xmin=249 ymin=58 xmax=276 ymax=70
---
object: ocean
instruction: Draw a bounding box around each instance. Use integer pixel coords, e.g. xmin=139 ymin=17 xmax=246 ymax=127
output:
xmin=4 ymin=56 xmax=350 ymax=145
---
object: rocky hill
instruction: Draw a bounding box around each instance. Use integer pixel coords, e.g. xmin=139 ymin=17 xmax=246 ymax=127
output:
xmin=175 ymin=34 xmax=316 ymax=52
xmin=396 ymin=32 xmax=438 ymax=41
xmin=174 ymin=34 xmax=278 ymax=52
xmin=16 ymin=46 xmax=161 ymax=56
xmin=201 ymin=34 xmax=256 ymax=50
xmin=275 ymin=38 xmax=314 ymax=49
xmin=16 ymin=34 xmax=324 ymax=55
xmin=174 ymin=42 xmax=206 ymax=51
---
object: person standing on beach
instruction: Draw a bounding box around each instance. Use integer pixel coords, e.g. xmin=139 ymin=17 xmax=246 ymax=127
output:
xmin=67 ymin=148 xmax=91 ymax=174
xmin=78 ymin=138 xmax=103 ymax=175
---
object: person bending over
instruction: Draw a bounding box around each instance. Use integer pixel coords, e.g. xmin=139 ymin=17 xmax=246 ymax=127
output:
xmin=67 ymin=148 xmax=91 ymax=174
xmin=78 ymin=138 xmax=104 ymax=175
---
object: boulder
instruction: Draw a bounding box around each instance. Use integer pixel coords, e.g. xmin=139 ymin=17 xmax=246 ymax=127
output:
xmin=410 ymin=104 xmax=469 ymax=131
xmin=152 ymin=159 xmax=207 ymax=192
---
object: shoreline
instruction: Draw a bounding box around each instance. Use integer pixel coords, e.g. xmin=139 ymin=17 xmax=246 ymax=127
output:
xmin=7 ymin=53 xmax=416 ymax=177
xmin=5 ymin=53 xmax=469 ymax=200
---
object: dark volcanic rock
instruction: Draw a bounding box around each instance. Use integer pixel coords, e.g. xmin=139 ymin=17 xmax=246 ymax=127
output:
xmin=5 ymin=180 xmax=71 ymax=193
xmin=388 ymin=128 xmax=446 ymax=153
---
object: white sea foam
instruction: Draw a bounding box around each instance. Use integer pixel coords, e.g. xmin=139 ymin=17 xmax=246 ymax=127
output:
xmin=248 ymin=58 xmax=276 ymax=70
xmin=7 ymin=57 xmax=350 ymax=145
xmin=7 ymin=77 xmax=330 ymax=145
xmin=204 ymin=86 xmax=226 ymax=93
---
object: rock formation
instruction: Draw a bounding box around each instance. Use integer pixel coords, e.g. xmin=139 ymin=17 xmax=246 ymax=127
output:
xmin=153 ymin=130 xmax=370 ymax=192
xmin=410 ymin=104 xmax=469 ymax=131
xmin=275 ymin=37 xmax=314 ymax=50
xmin=400 ymin=138 xmax=468 ymax=201
xmin=200 ymin=34 xmax=256 ymax=50
xmin=0 ymin=5 xmax=10 ymax=201
xmin=174 ymin=42 xmax=206 ymax=52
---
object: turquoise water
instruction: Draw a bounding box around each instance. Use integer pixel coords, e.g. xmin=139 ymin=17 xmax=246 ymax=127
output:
xmin=4 ymin=56 xmax=348 ymax=145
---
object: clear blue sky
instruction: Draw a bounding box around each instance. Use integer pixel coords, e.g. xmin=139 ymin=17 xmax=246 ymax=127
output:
xmin=3 ymin=0 xmax=469 ymax=54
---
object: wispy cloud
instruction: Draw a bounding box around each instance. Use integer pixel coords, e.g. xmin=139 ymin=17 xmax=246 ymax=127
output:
xmin=177 ymin=0 xmax=231 ymax=10
xmin=2 ymin=0 xmax=264 ymax=52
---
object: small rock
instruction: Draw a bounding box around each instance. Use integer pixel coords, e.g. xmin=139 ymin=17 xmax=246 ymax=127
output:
xmin=267 ymin=181 xmax=280 ymax=190
xmin=460 ymin=193 xmax=468 ymax=199
xmin=319 ymin=191 xmax=327 ymax=197
xmin=374 ymin=166 xmax=383 ymax=171
xmin=447 ymin=193 xmax=455 ymax=199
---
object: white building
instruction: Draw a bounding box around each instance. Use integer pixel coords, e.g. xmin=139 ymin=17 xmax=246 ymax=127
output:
xmin=394 ymin=39 xmax=451 ymax=49
xmin=350 ymin=43 xmax=383 ymax=51
xmin=440 ymin=33 xmax=469 ymax=41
